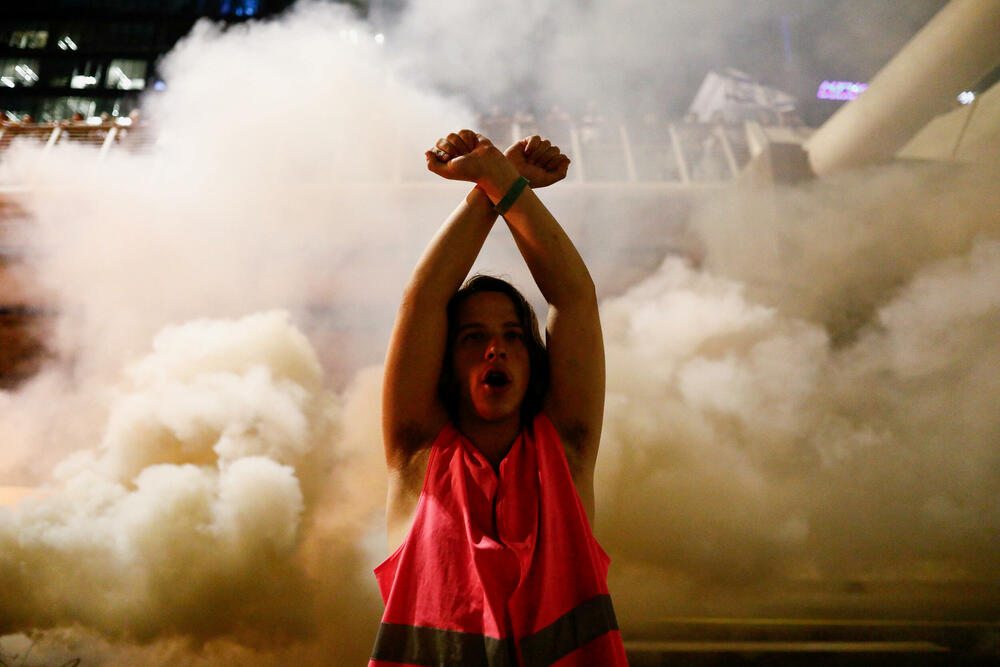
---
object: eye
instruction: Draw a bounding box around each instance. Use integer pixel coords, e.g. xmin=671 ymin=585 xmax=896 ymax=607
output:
xmin=462 ymin=331 xmax=485 ymax=343
xmin=505 ymin=330 xmax=524 ymax=342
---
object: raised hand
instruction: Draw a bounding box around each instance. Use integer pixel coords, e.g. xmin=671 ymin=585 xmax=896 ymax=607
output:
xmin=504 ymin=135 xmax=570 ymax=188
xmin=425 ymin=130 xmax=502 ymax=183
xmin=426 ymin=131 xmax=571 ymax=190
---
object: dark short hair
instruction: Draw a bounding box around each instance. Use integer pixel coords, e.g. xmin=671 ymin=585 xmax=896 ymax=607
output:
xmin=438 ymin=275 xmax=549 ymax=423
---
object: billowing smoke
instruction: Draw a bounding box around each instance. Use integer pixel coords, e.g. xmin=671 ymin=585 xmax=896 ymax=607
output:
xmin=594 ymin=160 xmax=1000 ymax=622
xmin=392 ymin=0 xmax=749 ymax=116
xmin=4 ymin=312 xmax=324 ymax=635
xmin=390 ymin=0 xmax=949 ymax=119
xmin=599 ymin=238 xmax=1000 ymax=617
xmin=0 ymin=313 xmax=388 ymax=664
xmin=1 ymin=0 xmax=998 ymax=663
xmin=0 ymin=3 xmax=445 ymax=662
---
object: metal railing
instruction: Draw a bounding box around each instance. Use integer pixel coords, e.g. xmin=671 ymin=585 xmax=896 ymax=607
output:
xmin=0 ymin=118 xmax=798 ymax=187
xmin=0 ymin=120 xmax=154 ymax=164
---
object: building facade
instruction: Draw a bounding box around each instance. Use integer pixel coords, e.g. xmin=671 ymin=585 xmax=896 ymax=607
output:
xmin=0 ymin=0 xmax=311 ymax=123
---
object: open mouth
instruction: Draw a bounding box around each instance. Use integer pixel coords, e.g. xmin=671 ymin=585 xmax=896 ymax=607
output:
xmin=482 ymin=369 xmax=511 ymax=388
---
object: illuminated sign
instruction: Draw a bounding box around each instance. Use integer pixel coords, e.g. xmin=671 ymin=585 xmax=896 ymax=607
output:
xmin=817 ymin=80 xmax=868 ymax=101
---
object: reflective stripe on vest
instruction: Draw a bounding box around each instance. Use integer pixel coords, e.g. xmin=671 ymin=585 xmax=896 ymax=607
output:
xmin=371 ymin=622 xmax=516 ymax=667
xmin=371 ymin=594 xmax=618 ymax=667
xmin=520 ymin=594 xmax=619 ymax=665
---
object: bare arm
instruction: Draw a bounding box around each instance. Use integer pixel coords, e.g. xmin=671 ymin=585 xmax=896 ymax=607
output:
xmin=382 ymin=136 xmax=498 ymax=469
xmin=481 ymin=137 xmax=605 ymax=476
xmin=382 ymin=130 xmax=570 ymax=470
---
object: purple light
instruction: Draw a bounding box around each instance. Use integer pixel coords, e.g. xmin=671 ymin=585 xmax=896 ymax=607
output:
xmin=817 ymin=80 xmax=868 ymax=101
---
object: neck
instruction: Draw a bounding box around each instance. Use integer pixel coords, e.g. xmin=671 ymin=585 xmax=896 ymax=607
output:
xmin=457 ymin=412 xmax=522 ymax=471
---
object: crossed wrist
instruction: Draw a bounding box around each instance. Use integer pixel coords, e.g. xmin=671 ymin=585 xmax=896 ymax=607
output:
xmin=476 ymin=155 xmax=523 ymax=204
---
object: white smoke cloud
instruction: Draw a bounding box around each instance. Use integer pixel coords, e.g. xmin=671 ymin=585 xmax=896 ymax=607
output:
xmin=595 ymin=165 xmax=1000 ymax=625
xmin=391 ymin=0 xmax=705 ymax=114
xmin=389 ymin=0 xmax=950 ymax=119
xmin=0 ymin=3 xmax=437 ymax=661
xmin=0 ymin=0 xmax=470 ymax=481
xmin=0 ymin=0 xmax=998 ymax=663
xmin=2 ymin=313 xmax=328 ymax=636
xmin=693 ymin=163 xmax=1000 ymax=342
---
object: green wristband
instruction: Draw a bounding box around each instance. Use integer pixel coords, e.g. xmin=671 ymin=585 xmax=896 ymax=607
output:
xmin=493 ymin=176 xmax=530 ymax=216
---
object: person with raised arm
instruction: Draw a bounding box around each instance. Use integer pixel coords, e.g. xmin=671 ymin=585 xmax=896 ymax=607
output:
xmin=370 ymin=130 xmax=628 ymax=666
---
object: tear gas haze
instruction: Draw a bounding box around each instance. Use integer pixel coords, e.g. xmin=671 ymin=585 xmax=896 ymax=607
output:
xmin=1 ymin=0 xmax=998 ymax=663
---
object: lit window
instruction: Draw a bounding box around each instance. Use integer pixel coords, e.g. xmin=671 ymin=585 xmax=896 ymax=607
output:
xmin=107 ymin=59 xmax=147 ymax=90
xmin=0 ymin=59 xmax=40 ymax=87
xmin=56 ymin=35 xmax=79 ymax=51
xmin=71 ymin=75 xmax=98 ymax=89
xmin=37 ymin=96 xmax=97 ymax=123
xmin=8 ymin=30 xmax=48 ymax=49
xmin=70 ymin=61 xmax=102 ymax=89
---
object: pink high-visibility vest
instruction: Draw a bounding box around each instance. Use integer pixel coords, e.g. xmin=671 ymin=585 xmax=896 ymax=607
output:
xmin=370 ymin=413 xmax=628 ymax=666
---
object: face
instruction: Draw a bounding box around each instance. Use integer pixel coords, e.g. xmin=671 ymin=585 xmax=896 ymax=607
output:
xmin=451 ymin=291 xmax=531 ymax=425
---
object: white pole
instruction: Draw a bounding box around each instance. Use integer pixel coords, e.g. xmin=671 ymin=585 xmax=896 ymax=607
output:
xmin=806 ymin=0 xmax=1000 ymax=176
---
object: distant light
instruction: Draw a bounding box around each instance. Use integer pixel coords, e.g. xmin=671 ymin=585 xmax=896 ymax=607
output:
xmin=57 ymin=39 xmax=67 ymax=50
xmin=374 ymin=33 xmax=385 ymax=45
xmin=71 ymin=75 xmax=97 ymax=88
xmin=64 ymin=36 xmax=78 ymax=50
xmin=154 ymin=80 xmax=166 ymax=91
xmin=86 ymin=117 xmax=101 ymax=126
xmin=0 ymin=77 xmax=13 ymax=88
xmin=957 ymin=91 xmax=976 ymax=105
xmin=116 ymin=117 xmax=133 ymax=126
xmin=14 ymin=64 xmax=39 ymax=82
xmin=111 ymin=66 xmax=131 ymax=89
xmin=817 ymin=80 xmax=868 ymax=101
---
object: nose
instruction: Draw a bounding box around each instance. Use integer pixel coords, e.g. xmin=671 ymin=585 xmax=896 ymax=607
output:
xmin=486 ymin=337 xmax=506 ymax=359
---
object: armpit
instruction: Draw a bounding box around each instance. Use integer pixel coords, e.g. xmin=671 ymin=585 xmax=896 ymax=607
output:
xmin=556 ymin=419 xmax=593 ymax=477
xmin=387 ymin=421 xmax=434 ymax=466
